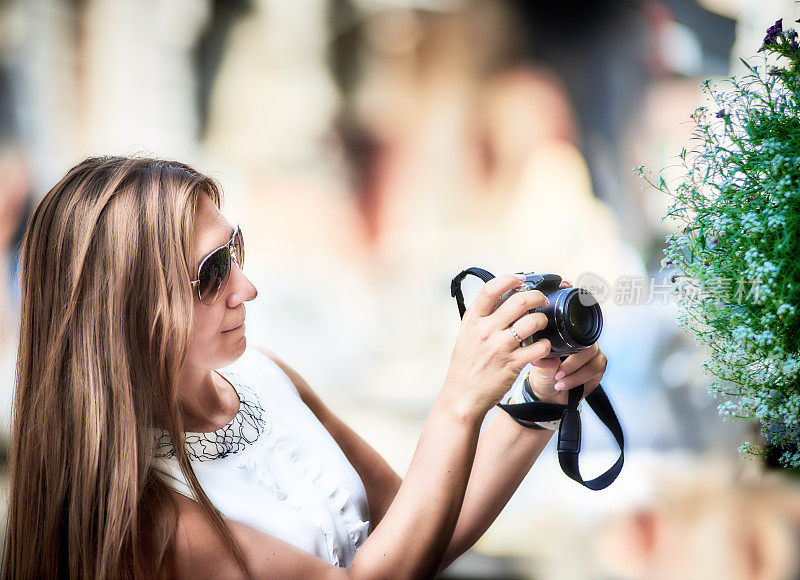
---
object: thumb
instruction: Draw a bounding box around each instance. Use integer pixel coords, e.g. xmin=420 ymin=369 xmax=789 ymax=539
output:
xmin=529 ymin=358 xmax=560 ymax=382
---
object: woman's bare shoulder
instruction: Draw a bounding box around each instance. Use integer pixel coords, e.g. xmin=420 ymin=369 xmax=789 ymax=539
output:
xmin=250 ymin=344 xmax=313 ymax=399
xmin=166 ymin=491 xmax=347 ymax=580
xmin=250 ymin=343 xmax=288 ymax=371
xmin=165 ymin=492 xmax=247 ymax=579
xmin=251 ymin=343 xmax=278 ymax=359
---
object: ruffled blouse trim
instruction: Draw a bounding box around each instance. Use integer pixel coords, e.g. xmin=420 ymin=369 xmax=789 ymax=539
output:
xmin=153 ymin=370 xmax=266 ymax=461
xmin=241 ymin=413 xmax=369 ymax=566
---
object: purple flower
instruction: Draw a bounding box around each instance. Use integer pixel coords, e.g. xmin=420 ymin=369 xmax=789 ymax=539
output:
xmin=760 ymin=19 xmax=783 ymax=50
xmin=704 ymin=262 xmax=710 ymax=267
xmin=716 ymin=110 xmax=726 ymax=119
xmin=711 ymin=237 xmax=719 ymax=245
xmin=666 ymin=260 xmax=673 ymax=266
xmin=766 ymin=18 xmax=783 ymax=41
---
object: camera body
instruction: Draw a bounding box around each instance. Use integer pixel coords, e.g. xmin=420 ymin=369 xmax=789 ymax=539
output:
xmin=497 ymin=273 xmax=603 ymax=358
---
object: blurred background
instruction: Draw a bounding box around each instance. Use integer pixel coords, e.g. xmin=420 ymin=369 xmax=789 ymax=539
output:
xmin=0 ymin=0 xmax=799 ymax=578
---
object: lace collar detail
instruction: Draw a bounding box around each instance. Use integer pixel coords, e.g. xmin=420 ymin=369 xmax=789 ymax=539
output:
xmin=154 ymin=370 xmax=267 ymax=462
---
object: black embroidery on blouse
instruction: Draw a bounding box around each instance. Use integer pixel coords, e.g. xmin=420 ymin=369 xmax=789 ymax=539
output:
xmin=154 ymin=370 xmax=267 ymax=461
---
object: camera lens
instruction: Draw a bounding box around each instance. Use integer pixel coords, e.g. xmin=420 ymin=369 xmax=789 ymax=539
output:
xmin=564 ymin=290 xmax=601 ymax=345
xmin=567 ymin=299 xmax=590 ymax=336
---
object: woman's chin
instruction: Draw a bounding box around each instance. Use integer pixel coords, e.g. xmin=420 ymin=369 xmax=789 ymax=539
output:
xmin=234 ymin=334 xmax=248 ymax=356
xmin=216 ymin=334 xmax=248 ymax=368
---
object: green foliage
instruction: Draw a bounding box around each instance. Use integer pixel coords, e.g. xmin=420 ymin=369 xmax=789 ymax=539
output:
xmin=636 ymin=19 xmax=800 ymax=470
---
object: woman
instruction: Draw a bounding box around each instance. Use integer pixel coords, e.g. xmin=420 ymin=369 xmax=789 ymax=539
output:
xmin=5 ymin=156 xmax=607 ymax=578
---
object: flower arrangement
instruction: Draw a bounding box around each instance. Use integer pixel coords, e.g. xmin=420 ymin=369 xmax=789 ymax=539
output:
xmin=637 ymin=19 xmax=800 ymax=470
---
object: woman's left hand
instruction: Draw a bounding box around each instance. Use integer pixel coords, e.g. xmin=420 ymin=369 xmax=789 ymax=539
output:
xmin=526 ymin=279 xmax=607 ymax=405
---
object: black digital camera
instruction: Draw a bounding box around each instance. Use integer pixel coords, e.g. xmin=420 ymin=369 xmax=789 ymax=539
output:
xmin=497 ymin=273 xmax=603 ymax=358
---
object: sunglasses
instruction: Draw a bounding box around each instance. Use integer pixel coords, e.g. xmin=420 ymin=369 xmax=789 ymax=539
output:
xmin=189 ymin=224 xmax=245 ymax=306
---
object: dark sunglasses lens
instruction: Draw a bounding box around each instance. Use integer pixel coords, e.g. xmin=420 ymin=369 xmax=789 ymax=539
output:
xmin=198 ymin=247 xmax=231 ymax=305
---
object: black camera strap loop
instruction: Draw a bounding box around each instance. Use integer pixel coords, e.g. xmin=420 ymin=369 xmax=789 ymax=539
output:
xmin=450 ymin=267 xmax=496 ymax=318
xmin=558 ymin=384 xmax=625 ymax=491
xmin=496 ymin=376 xmax=624 ymax=491
xmin=450 ymin=267 xmax=625 ymax=491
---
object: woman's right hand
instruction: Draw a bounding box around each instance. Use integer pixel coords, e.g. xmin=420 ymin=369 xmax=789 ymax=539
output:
xmin=441 ymin=273 xmax=552 ymax=416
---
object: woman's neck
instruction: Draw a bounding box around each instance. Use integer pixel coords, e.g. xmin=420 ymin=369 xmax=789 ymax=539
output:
xmin=176 ymin=369 xmax=240 ymax=433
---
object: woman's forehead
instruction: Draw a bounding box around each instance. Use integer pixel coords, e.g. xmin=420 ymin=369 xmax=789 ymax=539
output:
xmin=194 ymin=196 xmax=234 ymax=263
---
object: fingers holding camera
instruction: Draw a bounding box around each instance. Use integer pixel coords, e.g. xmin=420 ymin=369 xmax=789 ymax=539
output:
xmin=506 ymin=312 xmax=548 ymax=348
xmin=467 ymin=273 xmax=526 ymax=319
xmin=491 ymin=288 xmax=548 ymax=328
xmin=505 ymin=311 xmax=550 ymax=366
xmin=443 ymin=275 xmax=542 ymax=415
xmin=552 ymin=344 xmax=607 ymax=397
xmin=555 ymin=343 xmax=599 ymax=378
xmin=513 ymin=337 xmax=552 ymax=367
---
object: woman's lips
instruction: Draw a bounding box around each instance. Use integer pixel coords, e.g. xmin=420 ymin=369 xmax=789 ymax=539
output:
xmin=223 ymin=321 xmax=245 ymax=333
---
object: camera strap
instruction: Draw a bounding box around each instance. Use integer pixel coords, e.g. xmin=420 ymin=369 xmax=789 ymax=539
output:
xmin=450 ymin=267 xmax=624 ymax=491
xmin=498 ymin=377 xmax=624 ymax=490
xmin=451 ymin=266 xmax=496 ymax=318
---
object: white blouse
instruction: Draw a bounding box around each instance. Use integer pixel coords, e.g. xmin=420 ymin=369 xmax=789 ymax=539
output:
xmin=152 ymin=345 xmax=371 ymax=567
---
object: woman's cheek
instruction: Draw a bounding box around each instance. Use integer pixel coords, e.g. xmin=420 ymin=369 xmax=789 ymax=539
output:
xmin=186 ymin=313 xmax=216 ymax=358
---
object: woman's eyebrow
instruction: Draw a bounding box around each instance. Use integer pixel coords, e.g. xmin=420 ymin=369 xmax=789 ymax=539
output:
xmin=196 ymin=224 xmax=235 ymax=268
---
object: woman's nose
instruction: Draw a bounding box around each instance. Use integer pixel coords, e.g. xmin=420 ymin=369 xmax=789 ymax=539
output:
xmin=226 ymin=262 xmax=258 ymax=306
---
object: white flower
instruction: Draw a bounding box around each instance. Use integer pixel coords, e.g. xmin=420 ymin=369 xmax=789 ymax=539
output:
xmin=738 ymin=441 xmax=754 ymax=454
xmin=732 ymin=325 xmax=754 ymax=342
xmin=767 ymin=213 xmax=786 ymax=228
xmin=781 ymin=356 xmax=800 ymax=377
xmin=713 ymin=214 xmax=733 ymax=232
xmin=740 ymin=212 xmax=763 ymax=233
xmin=718 ymin=400 xmax=739 ymax=417
xmin=744 ymin=247 xmax=761 ymax=265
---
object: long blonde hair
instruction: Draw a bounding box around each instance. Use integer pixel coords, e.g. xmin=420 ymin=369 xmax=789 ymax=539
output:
xmin=5 ymin=156 xmax=246 ymax=578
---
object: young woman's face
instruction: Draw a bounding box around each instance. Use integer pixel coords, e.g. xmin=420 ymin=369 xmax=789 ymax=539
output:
xmin=183 ymin=193 xmax=258 ymax=372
